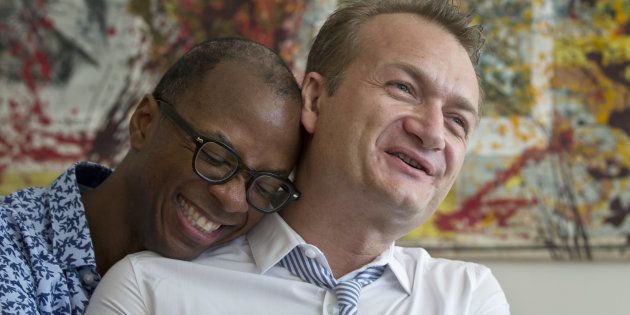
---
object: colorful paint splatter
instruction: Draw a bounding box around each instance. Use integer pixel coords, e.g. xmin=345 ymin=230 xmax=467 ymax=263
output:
xmin=1 ymin=0 xmax=629 ymax=260
xmin=0 ymin=0 xmax=333 ymax=192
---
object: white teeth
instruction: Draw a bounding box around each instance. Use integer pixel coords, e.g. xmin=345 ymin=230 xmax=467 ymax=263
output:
xmin=178 ymin=196 xmax=221 ymax=234
xmin=198 ymin=216 xmax=208 ymax=226
xmin=395 ymin=153 xmax=422 ymax=170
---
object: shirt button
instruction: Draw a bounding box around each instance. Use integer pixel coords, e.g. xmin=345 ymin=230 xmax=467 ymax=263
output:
xmin=82 ymin=273 xmax=96 ymax=286
xmin=304 ymin=248 xmax=317 ymax=259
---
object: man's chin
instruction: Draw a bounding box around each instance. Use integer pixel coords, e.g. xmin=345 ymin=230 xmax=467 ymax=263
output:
xmin=379 ymin=190 xmax=438 ymax=220
xmin=378 ymin=186 xmax=432 ymax=209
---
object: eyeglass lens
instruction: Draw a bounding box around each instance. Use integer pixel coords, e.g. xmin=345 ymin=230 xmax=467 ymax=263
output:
xmin=195 ymin=142 xmax=291 ymax=212
xmin=195 ymin=142 xmax=239 ymax=181
xmin=247 ymin=177 xmax=291 ymax=211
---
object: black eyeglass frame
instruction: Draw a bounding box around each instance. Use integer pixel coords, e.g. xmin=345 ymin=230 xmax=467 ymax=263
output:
xmin=156 ymin=98 xmax=300 ymax=213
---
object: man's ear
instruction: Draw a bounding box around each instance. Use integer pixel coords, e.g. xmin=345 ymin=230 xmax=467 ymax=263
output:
xmin=301 ymin=72 xmax=326 ymax=135
xmin=129 ymin=94 xmax=160 ymax=150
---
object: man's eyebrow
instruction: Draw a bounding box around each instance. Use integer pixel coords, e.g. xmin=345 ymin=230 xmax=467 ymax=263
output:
xmin=386 ymin=62 xmax=480 ymax=124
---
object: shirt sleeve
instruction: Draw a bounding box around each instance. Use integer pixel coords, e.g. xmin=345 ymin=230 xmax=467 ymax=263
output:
xmin=470 ymin=266 xmax=511 ymax=315
xmin=85 ymin=255 xmax=147 ymax=315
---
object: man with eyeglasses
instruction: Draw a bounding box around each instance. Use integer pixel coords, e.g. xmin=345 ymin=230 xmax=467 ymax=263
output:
xmin=0 ymin=38 xmax=302 ymax=314
xmin=88 ymin=1 xmax=509 ymax=314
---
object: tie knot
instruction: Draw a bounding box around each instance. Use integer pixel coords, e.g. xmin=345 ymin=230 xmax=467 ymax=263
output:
xmin=280 ymin=247 xmax=386 ymax=315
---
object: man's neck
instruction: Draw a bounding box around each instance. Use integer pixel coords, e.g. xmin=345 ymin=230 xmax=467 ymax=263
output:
xmin=81 ymin=170 xmax=141 ymax=275
xmin=281 ymin=196 xmax=394 ymax=279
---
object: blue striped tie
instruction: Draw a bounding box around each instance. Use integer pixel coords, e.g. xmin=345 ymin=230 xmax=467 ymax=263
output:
xmin=280 ymin=247 xmax=386 ymax=315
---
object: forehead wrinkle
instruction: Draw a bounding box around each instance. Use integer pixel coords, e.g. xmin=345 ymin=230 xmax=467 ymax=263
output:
xmin=384 ymin=61 xmax=479 ymax=120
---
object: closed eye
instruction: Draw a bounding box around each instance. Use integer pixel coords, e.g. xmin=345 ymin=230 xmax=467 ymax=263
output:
xmin=254 ymin=182 xmax=286 ymax=199
xmin=198 ymin=150 xmax=227 ymax=166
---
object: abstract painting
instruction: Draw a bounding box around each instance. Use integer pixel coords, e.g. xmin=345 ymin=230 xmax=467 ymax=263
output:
xmin=2 ymin=0 xmax=629 ymax=261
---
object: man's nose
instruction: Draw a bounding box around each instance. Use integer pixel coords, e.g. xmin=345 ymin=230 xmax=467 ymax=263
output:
xmin=207 ymin=175 xmax=249 ymax=213
xmin=403 ymin=105 xmax=446 ymax=151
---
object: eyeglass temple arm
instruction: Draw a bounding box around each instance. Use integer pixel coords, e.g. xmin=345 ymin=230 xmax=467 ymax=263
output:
xmin=157 ymin=99 xmax=204 ymax=144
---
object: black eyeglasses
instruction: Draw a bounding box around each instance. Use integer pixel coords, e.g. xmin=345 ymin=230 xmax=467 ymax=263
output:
xmin=156 ymin=99 xmax=300 ymax=213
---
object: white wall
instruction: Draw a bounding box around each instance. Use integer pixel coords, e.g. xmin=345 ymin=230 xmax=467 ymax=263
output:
xmin=482 ymin=261 xmax=630 ymax=315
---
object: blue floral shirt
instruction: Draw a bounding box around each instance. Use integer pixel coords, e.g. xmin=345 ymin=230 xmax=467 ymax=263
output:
xmin=0 ymin=162 xmax=111 ymax=314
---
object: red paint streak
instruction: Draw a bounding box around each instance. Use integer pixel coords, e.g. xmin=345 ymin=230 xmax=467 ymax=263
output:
xmin=0 ymin=0 xmax=116 ymax=177
xmin=435 ymin=116 xmax=579 ymax=232
xmin=435 ymin=147 xmax=546 ymax=231
xmin=8 ymin=100 xmax=22 ymax=127
xmin=484 ymin=199 xmax=536 ymax=208
xmin=24 ymin=129 xmax=91 ymax=161
xmin=21 ymin=58 xmax=37 ymax=92
xmin=0 ymin=98 xmax=88 ymax=170
xmin=485 ymin=199 xmax=538 ymax=227
xmin=35 ymin=50 xmax=51 ymax=82
xmin=32 ymin=99 xmax=51 ymax=125
xmin=40 ymin=130 xmax=90 ymax=147
xmin=38 ymin=17 xmax=54 ymax=29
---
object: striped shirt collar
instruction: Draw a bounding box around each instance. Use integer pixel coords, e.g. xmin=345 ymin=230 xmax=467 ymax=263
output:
xmin=247 ymin=213 xmax=412 ymax=294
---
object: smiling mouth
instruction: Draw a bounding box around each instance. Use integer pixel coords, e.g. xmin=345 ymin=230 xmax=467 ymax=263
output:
xmin=177 ymin=195 xmax=222 ymax=234
xmin=391 ymin=152 xmax=429 ymax=174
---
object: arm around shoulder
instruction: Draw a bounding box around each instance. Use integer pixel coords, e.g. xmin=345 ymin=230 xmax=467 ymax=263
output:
xmin=86 ymin=255 xmax=147 ymax=315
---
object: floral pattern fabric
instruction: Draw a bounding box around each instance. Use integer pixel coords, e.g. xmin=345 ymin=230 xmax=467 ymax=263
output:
xmin=0 ymin=162 xmax=111 ymax=314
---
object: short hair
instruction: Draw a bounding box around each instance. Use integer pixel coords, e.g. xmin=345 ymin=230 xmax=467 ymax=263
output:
xmin=154 ymin=38 xmax=300 ymax=107
xmin=306 ymin=0 xmax=483 ymax=95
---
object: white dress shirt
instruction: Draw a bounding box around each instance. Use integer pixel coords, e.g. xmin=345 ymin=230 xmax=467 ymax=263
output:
xmin=86 ymin=213 xmax=510 ymax=314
